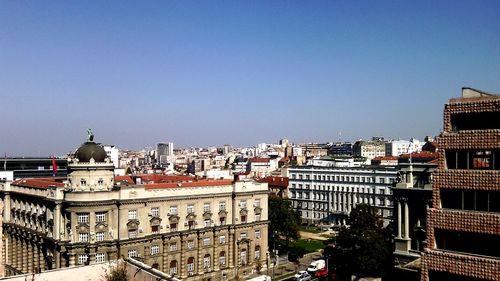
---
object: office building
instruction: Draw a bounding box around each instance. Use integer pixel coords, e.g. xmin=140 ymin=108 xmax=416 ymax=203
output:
xmin=288 ymin=165 xmax=397 ymax=226
xmin=421 ymin=88 xmax=500 ymax=281
xmin=1 ymin=136 xmax=269 ymax=280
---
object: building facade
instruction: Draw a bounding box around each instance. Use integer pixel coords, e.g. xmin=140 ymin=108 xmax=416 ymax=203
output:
xmin=393 ymin=162 xmax=436 ymax=280
xmin=421 ymin=88 xmax=500 ymax=281
xmin=1 ymin=138 xmax=269 ymax=281
xmin=288 ymin=165 xmax=397 ymax=226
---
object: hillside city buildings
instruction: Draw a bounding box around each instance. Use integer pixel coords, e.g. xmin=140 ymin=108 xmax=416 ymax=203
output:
xmin=2 ymin=87 xmax=497 ymax=281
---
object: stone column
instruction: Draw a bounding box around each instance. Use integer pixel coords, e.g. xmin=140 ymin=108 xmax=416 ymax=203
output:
xmin=197 ymin=233 xmax=203 ymax=275
xmin=404 ymin=200 xmax=410 ymax=239
xmin=27 ymin=241 xmax=34 ymax=273
xmin=180 ymin=234 xmax=186 ymax=278
xmin=69 ymin=252 xmax=76 ymax=267
xmin=396 ymin=200 xmax=402 ymax=239
xmin=228 ymin=227 xmax=234 ymax=268
xmin=162 ymin=237 xmax=168 ymax=272
xmin=213 ymin=230 xmax=219 ymax=271
xmin=10 ymin=235 xmax=16 ymax=267
xmin=54 ymin=203 xmax=62 ymax=240
xmin=33 ymin=243 xmax=39 ymax=273
xmin=40 ymin=246 xmax=47 ymax=271
xmin=22 ymin=240 xmax=27 ymax=273
xmin=16 ymin=237 xmax=22 ymax=270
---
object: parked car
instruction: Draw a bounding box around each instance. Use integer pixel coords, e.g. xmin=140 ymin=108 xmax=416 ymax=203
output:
xmin=307 ymin=259 xmax=326 ymax=275
xmin=294 ymin=270 xmax=312 ymax=281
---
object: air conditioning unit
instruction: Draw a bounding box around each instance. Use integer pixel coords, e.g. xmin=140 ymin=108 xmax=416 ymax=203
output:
xmin=188 ymin=272 xmax=194 ymax=276
xmin=160 ymin=225 xmax=164 ymax=229
xmin=138 ymin=228 xmax=143 ymax=233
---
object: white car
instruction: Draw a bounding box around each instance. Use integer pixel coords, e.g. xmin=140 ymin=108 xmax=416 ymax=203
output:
xmin=294 ymin=270 xmax=312 ymax=281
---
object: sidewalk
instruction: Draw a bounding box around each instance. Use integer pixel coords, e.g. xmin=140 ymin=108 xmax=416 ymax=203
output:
xmin=266 ymin=251 xmax=324 ymax=280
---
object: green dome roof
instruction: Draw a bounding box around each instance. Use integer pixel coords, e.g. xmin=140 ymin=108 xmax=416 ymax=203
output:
xmin=75 ymin=142 xmax=107 ymax=162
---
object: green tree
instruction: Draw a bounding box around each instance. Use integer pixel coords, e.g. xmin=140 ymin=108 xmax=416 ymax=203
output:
xmin=268 ymin=195 xmax=301 ymax=251
xmin=333 ymin=204 xmax=391 ymax=280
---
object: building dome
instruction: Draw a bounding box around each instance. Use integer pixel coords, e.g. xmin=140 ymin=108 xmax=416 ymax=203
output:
xmin=75 ymin=141 xmax=107 ymax=162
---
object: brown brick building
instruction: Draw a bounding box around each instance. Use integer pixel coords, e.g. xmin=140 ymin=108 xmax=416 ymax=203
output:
xmin=421 ymin=88 xmax=500 ymax=281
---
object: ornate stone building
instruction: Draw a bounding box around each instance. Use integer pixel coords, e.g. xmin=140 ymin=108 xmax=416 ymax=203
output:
xmin=421 ymin=88 xmax=500 ymax=281
xmin=1 ymin=136 xmax=269 ymax=280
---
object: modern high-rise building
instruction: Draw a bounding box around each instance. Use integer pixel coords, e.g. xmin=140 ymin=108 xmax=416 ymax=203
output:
xmin=421 ymin=88 xmax=500 ymax=281
xmin=156 ymin=142 xmax=174 ymax=166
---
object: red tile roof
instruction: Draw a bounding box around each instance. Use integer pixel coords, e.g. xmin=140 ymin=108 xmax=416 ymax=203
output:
xmin=372 ymin=156 xmax=399 ymax=161
xmin=12 ymin=177 xmax=65 ymax=189
xmin=145 ymin=179 xmax=233 ymax=189
xmin=249 ymin=157 xmax=271 ymax=163
xmin=256 ymin=176 xmax=289 ymax=188
xmin=399 ymin=151 xmax=439 ymax=159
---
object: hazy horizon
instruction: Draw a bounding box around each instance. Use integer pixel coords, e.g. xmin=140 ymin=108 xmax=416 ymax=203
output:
xmin=1 ymin=1 xmax=499 ymax=156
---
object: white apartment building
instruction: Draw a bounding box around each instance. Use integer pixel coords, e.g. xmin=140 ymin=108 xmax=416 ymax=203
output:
xmin=288 ymin=165 xmax=397 ymax=226
xmin=103 ymin=144 xmax=119 ymax=168
xmin=385 ymin=139 xmax=422 ymax=157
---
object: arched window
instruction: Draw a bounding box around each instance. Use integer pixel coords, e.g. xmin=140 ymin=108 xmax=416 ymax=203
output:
xmin=219 ymin=251 xmax=226 ymax=266
xmin=187 ymin=257 xmax=195 ymax=273
xmin=203 ymin=254 xmax=211 ymax=269
xmin=169 ymin=260 xmax=177 ymax=275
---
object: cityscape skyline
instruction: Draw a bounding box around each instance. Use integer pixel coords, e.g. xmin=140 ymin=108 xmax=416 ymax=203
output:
xmin=1 ymin=1 xmax=499 ymax=156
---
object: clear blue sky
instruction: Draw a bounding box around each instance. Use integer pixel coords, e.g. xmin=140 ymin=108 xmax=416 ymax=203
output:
xmin=1 ymin=1 xmax=499 ymax=156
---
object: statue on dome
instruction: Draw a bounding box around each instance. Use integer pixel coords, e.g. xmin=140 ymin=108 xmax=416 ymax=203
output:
xmin=87 ymin=128 xmax=94 ymax=142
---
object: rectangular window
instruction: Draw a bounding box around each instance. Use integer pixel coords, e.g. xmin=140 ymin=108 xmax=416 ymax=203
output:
xmin=219 ymin=201 xmax=226 ymax=211
xmin=220 ymin=255 xmax=226 ymax=265
xmin=151 ymin=245 xmax=160 ymax=255
xmin=441 ymin=189 xmax=500 ymax=213
xmin=187 ymin=240 xmax=195 ymax=249
xmin=187 ymin=261 xmax=194 ymax=272
xmin=95 ymin=212 xmax=106 ymax=223
xmin=219 ymin=235 xmax=226 ymax=244
xmin=151 ymin=207 xmax=160 ymax=217
xmin=435 ymin=229 xmax=500 ymax=258
xmin=254 ymin=199 xmax=261 ymax=207
xmin=128 ymin=229 xmax=138 ymax=238
xmin=240 ymin=233 xmax=247 ymax=239
xmin=128 ymin=250 xmax=138 ymax=258
xmin=203 ymin=203 xmax=211 ymax=212
xmin=79 ymin=233 xmax=89 ymax=242
xmin=96 ymin=253 xmax=105 ymax=263
xmin=240 ymin=200 xmax=247 ymax=209
xmin=78 ymin=254 xmax=88 ymax=265
xmin=203 ymin=237 xmax=211 ymax=246
xmin=170 ymin=223 xmax=178 ymax=232
xmin=96 ymin=232 xmax=105 ymax=241
xmin=255 ymin=230 xmax=261 ymax=239
xmin=151 ymin=225 xmax=160 ymax=234
xmin=204 ymin=219 xmax=211 ymax=227
xmin=169 ymin=206 xmax=178 ymax=215
xmin=169 ymin=243 xmax=177 ymax=252
xmin=187 ymin=205 xmax=194 ymax=214
xmin=255 ymin=214 xmax=261 ymax=221
xmin=78 ymin=213 xmax=89 ymax=224
xmin=128 ymin=210 xmax=137 ymax=220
